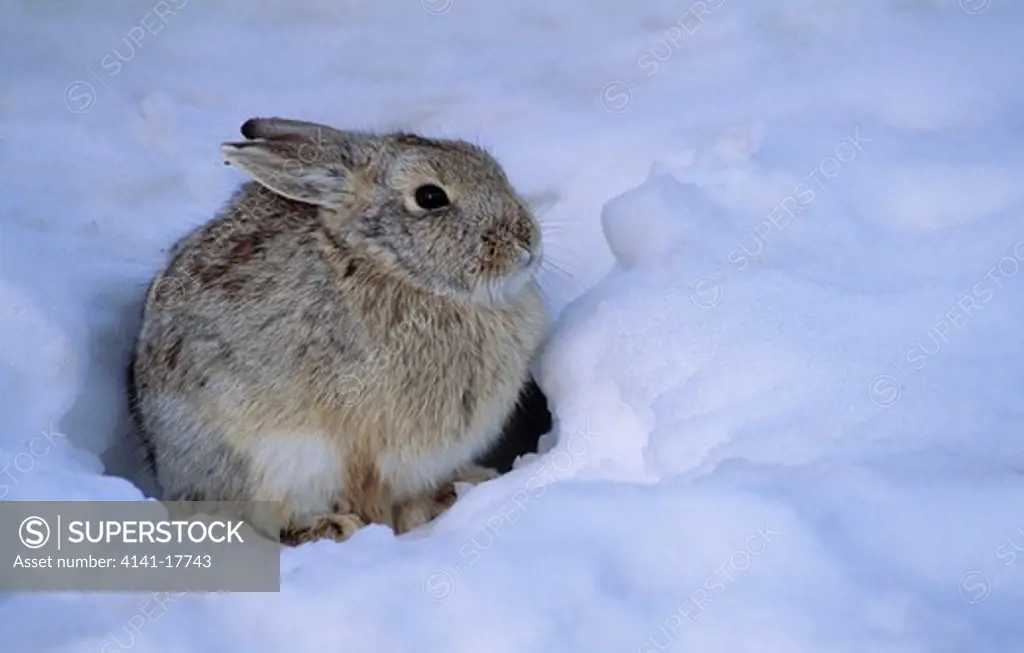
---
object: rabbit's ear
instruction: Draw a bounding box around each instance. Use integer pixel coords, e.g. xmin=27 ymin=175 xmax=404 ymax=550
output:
xmin=240 ymin=117 xmax=348 ymax=142
xmin=221 ymin=140 xmax=354 ymax=208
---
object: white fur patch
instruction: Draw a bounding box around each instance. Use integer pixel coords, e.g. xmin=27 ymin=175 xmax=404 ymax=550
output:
xmin=470 ymin=266 xmax=538 ymax=307
xmin=246 ymin=434 xmax=344 ymax=515
xmin=379 ymin=428 xmax=493 ymax=500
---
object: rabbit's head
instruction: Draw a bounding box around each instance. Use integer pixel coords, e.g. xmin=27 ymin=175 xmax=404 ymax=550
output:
xmin=221 ymin=117 xmax=542 ymax=306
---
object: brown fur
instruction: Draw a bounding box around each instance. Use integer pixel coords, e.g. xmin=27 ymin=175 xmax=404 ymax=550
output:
xmin=130 ymin=117 xmax=547 ymax=545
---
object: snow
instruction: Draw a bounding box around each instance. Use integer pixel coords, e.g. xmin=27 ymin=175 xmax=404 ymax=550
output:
xmin=2 ymin=0 xmax=1024 ymax=651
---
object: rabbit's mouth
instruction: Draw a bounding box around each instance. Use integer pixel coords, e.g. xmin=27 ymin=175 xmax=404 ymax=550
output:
xmin=467 ymin=251 xmax=540 ymax=308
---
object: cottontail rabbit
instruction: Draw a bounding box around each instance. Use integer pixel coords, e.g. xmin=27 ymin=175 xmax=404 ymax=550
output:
xmin=128 ymin=117 xmax=547 ymax=545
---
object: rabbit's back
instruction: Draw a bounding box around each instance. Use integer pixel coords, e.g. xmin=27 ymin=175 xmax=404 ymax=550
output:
xmin=138 ymin=184 xmax=363 ymax=412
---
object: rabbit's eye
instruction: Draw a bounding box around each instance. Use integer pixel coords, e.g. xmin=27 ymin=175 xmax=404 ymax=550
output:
xmin=414 ymin=184 xmax=450 ymax=210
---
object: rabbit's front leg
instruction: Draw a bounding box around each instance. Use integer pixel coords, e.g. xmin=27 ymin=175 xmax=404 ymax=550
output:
xmin=277 ymin=462 xmax=397 ymax=546
xmin=343 ymin=460 xmax=398 ymax=529
xmin=392 ymin=464 xmax=500 ymax=534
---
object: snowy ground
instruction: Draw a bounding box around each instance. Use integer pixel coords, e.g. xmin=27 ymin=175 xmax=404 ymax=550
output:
xmin=2 ymin=0 xmax=1024 ymax=651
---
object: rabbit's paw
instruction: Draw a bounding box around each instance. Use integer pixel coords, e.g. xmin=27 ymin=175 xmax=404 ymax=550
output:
xmin=392 ymin=465 xmax=502 ymax=534
xmin=451 ymin=463 xmax=500 ymax=486
xmin=392 ymin=497 xmax=441 ymax=535
xmin=437 ymin=464 xmax=500 ymax=510
xmin=279 ymin=513 xmax=365 ymax=546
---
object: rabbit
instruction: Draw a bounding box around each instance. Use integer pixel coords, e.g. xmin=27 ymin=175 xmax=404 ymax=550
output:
xmin=128 ymin=117 xmax=548 ymax=545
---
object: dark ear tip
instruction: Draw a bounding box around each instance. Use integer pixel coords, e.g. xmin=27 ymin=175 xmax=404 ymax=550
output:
xmin=240 ymin=118 xmax=261 ymax=140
